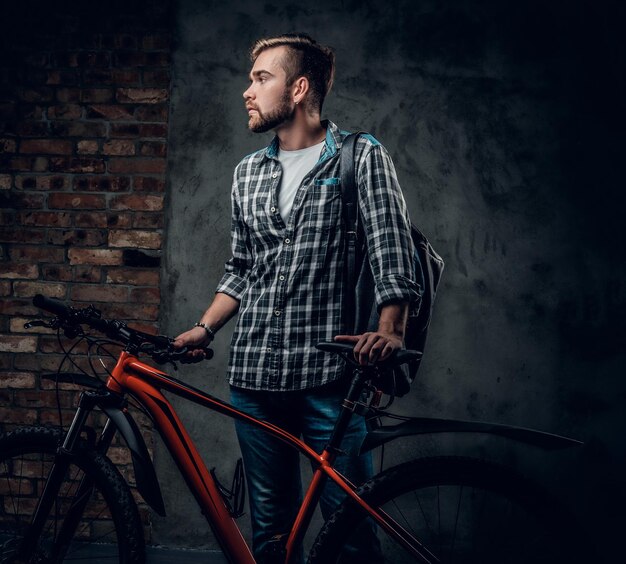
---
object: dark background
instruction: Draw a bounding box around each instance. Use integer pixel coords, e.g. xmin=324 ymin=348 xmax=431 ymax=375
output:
xmin=2 ymin=0 xmax=625 ymax=559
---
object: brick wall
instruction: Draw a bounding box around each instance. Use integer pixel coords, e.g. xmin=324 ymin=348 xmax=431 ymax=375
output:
xmin=0 ymin=2 xmax=173 ymax=540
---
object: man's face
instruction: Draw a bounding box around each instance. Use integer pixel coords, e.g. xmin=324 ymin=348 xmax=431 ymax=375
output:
xmin=243 ymin=46 xmax=295 ymax=133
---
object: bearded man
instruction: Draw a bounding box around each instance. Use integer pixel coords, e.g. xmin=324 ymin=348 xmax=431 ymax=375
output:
xmin=175 ymin=33 xmax=418 ymax=563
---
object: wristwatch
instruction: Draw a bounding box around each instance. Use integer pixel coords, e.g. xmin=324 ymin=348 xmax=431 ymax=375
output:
xmin=194 ymin=322 xmax=216 ymax=341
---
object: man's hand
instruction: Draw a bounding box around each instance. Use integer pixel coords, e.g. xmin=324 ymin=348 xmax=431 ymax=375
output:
xmin=173 ymin=327 xmax=212 ymax=363
xmin=333 ymin=331 xmax=403 ymax=366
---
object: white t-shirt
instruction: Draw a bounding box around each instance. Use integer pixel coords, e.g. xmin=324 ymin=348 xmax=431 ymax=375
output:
xmin=276 ymin=140 xmax=325 ymax=224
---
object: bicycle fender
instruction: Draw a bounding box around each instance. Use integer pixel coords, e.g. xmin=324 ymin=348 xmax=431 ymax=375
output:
xmin=360 ymin=417 xmax=583 ymax=454
xmin=100 ymin=405 xmax=166 ymax=516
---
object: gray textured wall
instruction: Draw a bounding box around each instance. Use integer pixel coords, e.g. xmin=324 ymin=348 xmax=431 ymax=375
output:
xmin=158 ymin=0 xmax=625 ymax=558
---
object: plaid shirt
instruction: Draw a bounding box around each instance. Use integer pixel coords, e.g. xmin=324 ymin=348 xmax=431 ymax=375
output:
xmin=216 ymin=121 xmax=419 ymax=391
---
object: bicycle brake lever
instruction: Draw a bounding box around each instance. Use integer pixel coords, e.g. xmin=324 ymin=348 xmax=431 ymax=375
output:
xmin=24 ymin=318 xmax=58 ymax=330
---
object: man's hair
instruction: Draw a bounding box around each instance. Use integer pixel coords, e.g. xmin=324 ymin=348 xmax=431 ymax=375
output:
xmin=250 ymin=33 xmax=335 ymax=114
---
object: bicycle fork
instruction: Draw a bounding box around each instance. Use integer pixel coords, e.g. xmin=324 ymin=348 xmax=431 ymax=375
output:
xmin=17 ymin=390 xmax=117 ymax=562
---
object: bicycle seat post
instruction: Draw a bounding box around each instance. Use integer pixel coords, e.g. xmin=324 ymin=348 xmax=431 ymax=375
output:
xmin=325 ymin=367 xmax=371 ymax=457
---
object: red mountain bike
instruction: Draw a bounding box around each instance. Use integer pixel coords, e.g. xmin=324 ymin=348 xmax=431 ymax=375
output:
xmin=0 ymin=295 xmax=591 ymax=563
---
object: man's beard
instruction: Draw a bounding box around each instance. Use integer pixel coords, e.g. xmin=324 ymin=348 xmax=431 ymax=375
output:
xmin=248 ymin=89 xmax=295 ymax=133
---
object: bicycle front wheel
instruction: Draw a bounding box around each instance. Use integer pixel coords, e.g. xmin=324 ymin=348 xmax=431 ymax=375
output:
xmin=309 ymin=456 xmax=590 ymax=564
xmin=0 ymin=425 xmax=145 ymax=563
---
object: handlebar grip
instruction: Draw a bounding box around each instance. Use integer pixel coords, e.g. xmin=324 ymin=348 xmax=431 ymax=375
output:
xmin=33 ymin=294 xmax=71 ymax=318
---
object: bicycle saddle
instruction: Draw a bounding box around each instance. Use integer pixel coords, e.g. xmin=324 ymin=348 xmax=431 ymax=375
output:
xmin=315 ymin=341 xmax=421 ymax=368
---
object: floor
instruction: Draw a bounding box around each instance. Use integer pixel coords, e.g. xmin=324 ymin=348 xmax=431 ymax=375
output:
xmin=146 ymin=545 xmax=227 ymax=563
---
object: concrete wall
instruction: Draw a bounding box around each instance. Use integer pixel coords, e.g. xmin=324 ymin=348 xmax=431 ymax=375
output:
xmin=159 ymin=0 xmax=625 ymax=558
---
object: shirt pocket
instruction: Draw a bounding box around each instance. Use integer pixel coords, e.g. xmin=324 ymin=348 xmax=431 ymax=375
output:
xmin=304 ymin=178 xmax=342 ymax=233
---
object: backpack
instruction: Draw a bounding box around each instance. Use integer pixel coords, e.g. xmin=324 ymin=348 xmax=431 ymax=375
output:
xmin=340 ymin=132 xmax=445 ymax=396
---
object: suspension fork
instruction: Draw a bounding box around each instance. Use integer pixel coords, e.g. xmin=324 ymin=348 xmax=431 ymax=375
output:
xmin=18 ymin=390 xmax=117 ymax=560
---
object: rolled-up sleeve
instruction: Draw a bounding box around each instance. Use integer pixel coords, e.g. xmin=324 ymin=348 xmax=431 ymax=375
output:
xmin=356 ymin=143 xmax=420 ymax=310
xmin=215 ymin=170 xmax=252 ymax=301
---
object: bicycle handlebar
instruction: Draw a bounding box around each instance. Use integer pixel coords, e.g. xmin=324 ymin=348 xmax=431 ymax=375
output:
xmin=31 ymin=294 xmax=213 ymax=365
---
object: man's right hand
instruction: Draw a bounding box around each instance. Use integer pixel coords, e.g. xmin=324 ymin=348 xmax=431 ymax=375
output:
xmin=173 ymin=327 xmax=212 ymax=362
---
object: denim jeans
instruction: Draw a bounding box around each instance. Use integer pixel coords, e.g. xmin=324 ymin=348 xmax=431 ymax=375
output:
xmin=230 ymin=380 xmax=383 ymax=564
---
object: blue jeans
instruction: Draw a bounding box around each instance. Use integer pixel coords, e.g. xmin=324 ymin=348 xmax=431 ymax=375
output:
xmin=230 ymin=380 xmax=382 ymax=564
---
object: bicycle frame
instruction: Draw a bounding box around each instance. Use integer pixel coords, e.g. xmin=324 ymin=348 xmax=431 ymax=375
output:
xmin=97 ymin=350 xmax=434 ymax=563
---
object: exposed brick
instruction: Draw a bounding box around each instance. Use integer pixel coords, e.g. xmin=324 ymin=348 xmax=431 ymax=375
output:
xmin=50 ymin=121 xmax=107 ymax=138
xmin=0 ymin=299 xmax=38 ymax=316
xmin=47 ymin=104 xmax=82 ymax=120
xmin=15 ymin=122 xmax=49 ymax=136
xmin=0 ymin=407 xmax=37 ymax=424
xmin=83 ymin=69 xmax=113 ymax=85
xmin=108 ymin=158 xmax=165 ymax=174
xmin=139 ymin=141 xmax=166 ymax=157
xmin=142 ymin=70 xmax=171 ymax=87
xmin=41 ymin=265 xmax=72 ymax=282
xmin=130 ymin=287 xmax=160 ymax=303
xmin=0 ymin=175 xmax=12 ymax=189
xmin=110 ymin=71 xmax=141 ymax=87
xmin=71 ymin=284 xmax=128 ymax=303
xmin=110 ymin=123 xmax=140 ymax=138
xmin=49 ymin=157 xmax=105 ymax=174
xmin=73 ymin=176 xmax=130 ymax=192
xmin=46 ymin=70 xmax=80 ymax=85
xmin=13 ymin=281 xmax=65 ymax=299
xmin=110 ymin=194 xmax=163 ymax=211
xmin=46 ymin=229 xmax=106 ymax=247
xmin=39 ymin=336 xmax=89 ymax=354
xmin=0 ymin=282 xmax=11 ymax=296
xmin=0 ymin=263 xmax=38 ymax=279
xmin=103 ymin=140 xmax=135 ymax=156
xmin=9 ymin=157 xmax=48 ymax=172
xmin=109 ymin=230 xmax=161 ymax=249
xmin=74 ymin=266 xmax=101 ymax=283
xmin=19 ymin=211 xmax=72 ymax=227
xmin=49 ymin=193 xmax=106 ymax=209
xmin=0 ymin=227 xmax=45 ymax=244
xmin=13 ymin=389 xmax=74 ymax=408
xmin=15 ymin=175 xmax=69 ymax=191
xmin=17 ymin=105 xmax=44 ymax=120
xmin=114 ymin=33 xmax=139 ymax=49
xmin=19 ymin=87 xmax=54 ymax=103
xmin=0 ymin=191 xmax=45 ymax=209
xmin=77 ymin=140 xmax=99 ymax=154
xmin=56 ymin=88 xmax=81 ymax=103
xmin=106 ymin=268 xmax=159 ymax=286
xmin=87 ymin=104 xmax=134 ymax=121
xmin=107 ymin=213 xmax=132 ymax=228
xmin=117 ymin=88 xmax=168 ymax=104
xmin=102 ymin=303 xmax=159 ymax=322
xmin=81 ymin=89 xmax=114 ymax=104
xmin=68 ymin=248 xmax=123 ymax=265
xmin=139 ymin=124 xmax=167 ymax=138
xmin=0 ymin=337 xmax=38 ymax=354
xmin=9 ymin=246 xmax=65 ymax=263
xmin=133 ymin=213 xmax=163 ymax=229
xmin=18 ymin=134 xmax=65 ymax=151
xmin=132 ymin=177 xmax=165 ymax=192
xmin=0 ymin=139 xmax=17 ymax=153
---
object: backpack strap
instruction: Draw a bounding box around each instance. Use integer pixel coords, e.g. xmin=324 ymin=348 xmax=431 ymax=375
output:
xmin=340 ymin=132 xmax=365 ymax=332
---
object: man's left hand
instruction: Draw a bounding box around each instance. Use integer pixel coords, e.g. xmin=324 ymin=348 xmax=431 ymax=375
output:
xmin=333 ymin=331 xmax=403 ymax=366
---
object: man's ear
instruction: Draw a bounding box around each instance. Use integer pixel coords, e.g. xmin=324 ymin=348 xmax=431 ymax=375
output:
xmin=292 ymin=76 xmax=310 ymax=105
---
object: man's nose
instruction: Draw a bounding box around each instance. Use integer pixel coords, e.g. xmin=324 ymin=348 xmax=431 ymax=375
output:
xmin=243 ymin=84 xmax=253 ymax=100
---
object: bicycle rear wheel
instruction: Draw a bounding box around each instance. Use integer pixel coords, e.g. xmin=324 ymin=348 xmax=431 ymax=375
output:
xmin=0 ymin=425 xmax=144 ymax=563
xmin=309 ymin=456 xmax=591 ymax=564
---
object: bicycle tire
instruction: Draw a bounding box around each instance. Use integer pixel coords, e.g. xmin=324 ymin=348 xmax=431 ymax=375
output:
xmin=0 ymin=425 xmax=145 ymax=563
xmin=309 ymin=456 xmax=590 ymax=564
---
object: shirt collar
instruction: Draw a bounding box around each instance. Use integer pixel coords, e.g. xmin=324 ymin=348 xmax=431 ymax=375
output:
xmin=262 ymin=120 xmax=344 ymax=162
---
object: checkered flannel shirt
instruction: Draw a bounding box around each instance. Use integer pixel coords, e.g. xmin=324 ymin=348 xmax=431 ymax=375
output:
xmin=216 ymin=120 xmax=419 ymax=391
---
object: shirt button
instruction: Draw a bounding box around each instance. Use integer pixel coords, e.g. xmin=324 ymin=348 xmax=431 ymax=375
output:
xmin=272 ymin=173 xmax=278 ymax=179
xmin=274 ymin=309 xmax=281 ymax=316
xmin=279 ymin=275 xmax=285 ymax=281
xmin=270 ymin=206 xmax=276 ymax=213
xmin=266 ymin=347 xmax=272 ymax=352
xmin=284 ymin=238 xmax=290 ymax=244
